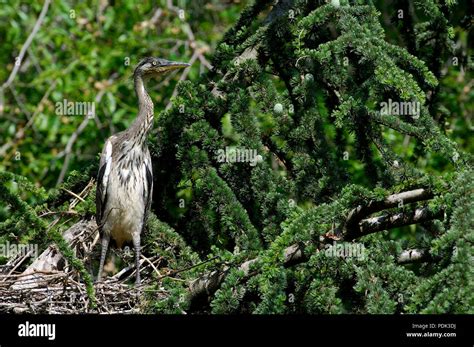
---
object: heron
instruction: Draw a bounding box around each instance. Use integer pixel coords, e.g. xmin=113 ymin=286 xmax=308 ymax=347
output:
xmin=96 ymin=57 xmax=189 ymax=285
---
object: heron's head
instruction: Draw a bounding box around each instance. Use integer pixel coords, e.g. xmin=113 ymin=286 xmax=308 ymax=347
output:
xmin=134 ymin=57 xmax=190 ymax=79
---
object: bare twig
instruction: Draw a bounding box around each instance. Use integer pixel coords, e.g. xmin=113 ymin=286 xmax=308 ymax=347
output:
xmin=141 ymin=254 xmax=162 ymax=277
xmin=352 ymin=206 xmax=444 ymax=239
xmin=158 ymin=256 xmax=219 ymax=281
xmin=165 ymin=51 xmax=198 ymax=111
xmin=344 ymin=188 xmax=434 ymax=236
xmin=0 ymin=80 xmax=57 ymax=158
xmin=0 ymin=250 xmax=34 ymax=282
xmin=0 ymin=0 xmax=51 ymax=91
xmin=161 ymin=2 xmax=211 ymax=111
xmin=56 ymin=75 xmax=117 ymax=185
xmin=60 ymin=187 xmax=86 ymax=202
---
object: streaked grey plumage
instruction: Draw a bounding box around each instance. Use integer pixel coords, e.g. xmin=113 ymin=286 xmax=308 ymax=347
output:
xmin=96 ymin=57 xmax=189 ymax=285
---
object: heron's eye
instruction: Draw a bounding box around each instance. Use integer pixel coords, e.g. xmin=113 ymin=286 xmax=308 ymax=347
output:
xmin=152 ymin=61 xmax=157 ymax=66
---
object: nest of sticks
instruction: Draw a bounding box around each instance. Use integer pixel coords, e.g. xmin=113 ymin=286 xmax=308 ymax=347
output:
xmin=0 ymin=182 xmax=168 ymax=314
xmin=0 ymin=179 xmax=221 ymax=314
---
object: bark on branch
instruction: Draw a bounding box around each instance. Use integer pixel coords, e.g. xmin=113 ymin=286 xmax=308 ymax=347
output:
xmin=188 ymin=243 xmax=306 ymax=308
xmin=347 ymin=206 xmax=444 ymax=240
xmin=344 ymin=188 xmax=434 ymax=238
xmin=188 ymin=194 xmax=442 ymax=308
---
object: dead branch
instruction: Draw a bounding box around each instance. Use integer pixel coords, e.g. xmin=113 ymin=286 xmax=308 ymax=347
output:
xmin=344 ymin=188 xmax=434 ymax=237
xmin=353 ymin=206 xmax=444 ymax=239
xmin=0 ymin=0 xmax=51 ymax=92
xmin=188 ymin=242 xmax=306 ymax=306
xmin=56 ymin=75 xmax=117 ymax=185
xmin=10 ymin=219 xmax=96 ymax=290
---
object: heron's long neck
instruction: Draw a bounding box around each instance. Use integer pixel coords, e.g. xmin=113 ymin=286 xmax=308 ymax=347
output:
xmin=130 ymin=74 xmax=154 ymax=145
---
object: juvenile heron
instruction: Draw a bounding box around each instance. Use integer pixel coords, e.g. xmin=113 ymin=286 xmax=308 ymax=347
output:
xmin=96 ymin=57 xmax=189 ymax=285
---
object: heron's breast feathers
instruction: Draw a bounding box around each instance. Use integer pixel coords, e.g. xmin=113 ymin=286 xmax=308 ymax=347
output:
xmin=96 ymin=137 xmax=153 ymax=239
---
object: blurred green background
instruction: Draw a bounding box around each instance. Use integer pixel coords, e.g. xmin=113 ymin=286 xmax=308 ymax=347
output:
xmin=0 ymin=0 xmax=246 ymax=188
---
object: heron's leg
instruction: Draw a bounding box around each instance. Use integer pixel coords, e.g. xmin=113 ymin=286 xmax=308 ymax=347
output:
xmin=133 ymin=232 xmax=141 ymax=286
xmin=97 ymin=233 xmax=110 ymax=282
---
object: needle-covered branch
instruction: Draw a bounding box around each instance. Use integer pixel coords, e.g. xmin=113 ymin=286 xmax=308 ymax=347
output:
xmin=344 ymin=188 xmax=434 ymax=236
xmin=187 ymin=190 xmax=444 ymax=308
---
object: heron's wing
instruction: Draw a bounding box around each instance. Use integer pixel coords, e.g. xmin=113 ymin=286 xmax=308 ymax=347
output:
xmin=96 ymin=138 xmax=114 ymax=229
xmin=143 ymin=150 xmax=153 ymax=229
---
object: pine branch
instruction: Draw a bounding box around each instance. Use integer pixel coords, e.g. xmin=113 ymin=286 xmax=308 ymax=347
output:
xmin=187 ymin=190 xmax=443 ymax=308
xmin=353 ymin=206 xmax=444 ymax=239
xmin=188 ymin=243 xmax=306 ymax=307
xmin=344 ymin=188 xmax=434 ymax=237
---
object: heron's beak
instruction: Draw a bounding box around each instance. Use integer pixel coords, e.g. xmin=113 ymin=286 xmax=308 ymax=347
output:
xmin=160 ymin=60 xmax=191 ymax=72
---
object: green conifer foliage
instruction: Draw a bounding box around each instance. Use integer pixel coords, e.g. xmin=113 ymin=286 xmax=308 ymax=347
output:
xmin=151 ymin=0 xmax=471 ymax=313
